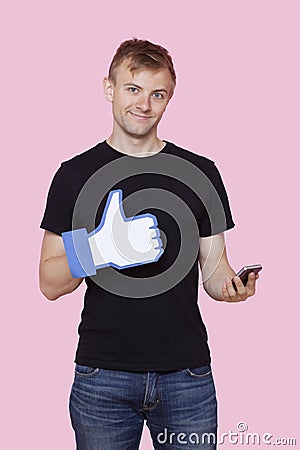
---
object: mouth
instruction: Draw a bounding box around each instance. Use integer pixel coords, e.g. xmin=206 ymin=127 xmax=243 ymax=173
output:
xmin=129 ymin=112 xmax=152 ymax=120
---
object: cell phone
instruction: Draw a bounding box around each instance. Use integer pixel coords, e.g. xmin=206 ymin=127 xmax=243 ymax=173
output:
xmin=232 ymin=264 xmax=262 ymax=289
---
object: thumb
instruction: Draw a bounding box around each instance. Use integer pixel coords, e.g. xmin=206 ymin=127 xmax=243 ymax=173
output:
xmin=102 ymin=189 xmax=124 ymax=227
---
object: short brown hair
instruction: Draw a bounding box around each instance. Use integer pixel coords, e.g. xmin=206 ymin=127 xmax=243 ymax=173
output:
xmin=108 ymin=38 xmax=176 ymax=88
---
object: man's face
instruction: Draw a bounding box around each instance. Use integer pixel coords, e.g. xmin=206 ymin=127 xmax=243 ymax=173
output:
xmin=104 ymin=62 xmax=174 ymax=139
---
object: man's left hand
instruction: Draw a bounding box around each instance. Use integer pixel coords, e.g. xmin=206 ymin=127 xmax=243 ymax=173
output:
xmin=222 ymin=272 xmax=259 ymax=302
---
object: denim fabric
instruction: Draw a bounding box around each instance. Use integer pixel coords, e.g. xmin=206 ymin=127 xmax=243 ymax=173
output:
xmin=69 ymin=364 xmax=217 ymax=449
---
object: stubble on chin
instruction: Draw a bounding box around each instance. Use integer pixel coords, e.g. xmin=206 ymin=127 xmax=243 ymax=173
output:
xmin=121 ymin=115 xmax=157 ymax=138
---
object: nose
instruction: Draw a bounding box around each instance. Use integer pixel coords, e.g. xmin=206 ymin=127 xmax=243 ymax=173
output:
xmin=135 ymin=94 xmax=151 ymax=112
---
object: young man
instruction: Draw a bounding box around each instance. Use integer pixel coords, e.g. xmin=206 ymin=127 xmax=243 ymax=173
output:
xmin=40 ymin=39 xmax=259 ymax=450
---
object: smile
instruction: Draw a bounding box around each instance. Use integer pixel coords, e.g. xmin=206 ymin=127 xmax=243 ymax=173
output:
xmin=129 ymin=112 xmax=152 ymax=120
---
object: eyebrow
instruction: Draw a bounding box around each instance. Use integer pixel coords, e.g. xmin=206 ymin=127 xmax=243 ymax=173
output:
xmin=123 ymin=82 xmax=169 ymax=94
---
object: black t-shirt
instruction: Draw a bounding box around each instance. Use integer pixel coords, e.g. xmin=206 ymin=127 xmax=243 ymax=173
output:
xmin=40 ymin=140 xmax=235 ymax=371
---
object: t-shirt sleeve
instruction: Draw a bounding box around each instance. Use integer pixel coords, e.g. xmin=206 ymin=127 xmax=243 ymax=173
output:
xmin=198 ymin=162 xmax=235 ymax=237
xmin=40 ymin=164 xmax=75 ymax=235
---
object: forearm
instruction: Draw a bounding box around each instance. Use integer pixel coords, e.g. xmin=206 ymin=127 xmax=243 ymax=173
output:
xmin=202 ymin=263 xmax=236 ymax=301
xmin=39 ymin=254 xmax=83 ymax=300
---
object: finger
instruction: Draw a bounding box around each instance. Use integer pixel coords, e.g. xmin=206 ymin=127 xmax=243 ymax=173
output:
xmin=246 ymin=272 xmax=256 ymax=293
xmin=232 ymin=276 xmax=247 ymax=296
xmin=222 ymin=281 xmax=229 ymax=300
xmin=222 ymin=277 xmax=239 ymax=302
xmin=222 ymin=281 xmax=234 ymax=301
xmin=226 ymin=277 xmax=239 ymax=298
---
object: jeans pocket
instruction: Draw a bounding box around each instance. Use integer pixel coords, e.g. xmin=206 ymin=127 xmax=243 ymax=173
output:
xmin=187 ymin=365 xmax=212 ymax=378
xmin=75 ymin=364 xmax=100 ymax=378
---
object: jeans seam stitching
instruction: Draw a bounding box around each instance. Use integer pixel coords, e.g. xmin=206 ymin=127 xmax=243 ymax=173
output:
xmin=187 ymin=368 xmax=212 ymax=378
xmin=75 ymin=367 xmax=100 ymax=378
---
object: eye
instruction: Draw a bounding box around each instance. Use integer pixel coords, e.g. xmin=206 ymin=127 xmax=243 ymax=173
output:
xmin=128 ymin=87 xmax=138 ymax=93
xmin=153 ymin=92 xmax=164 ymax=100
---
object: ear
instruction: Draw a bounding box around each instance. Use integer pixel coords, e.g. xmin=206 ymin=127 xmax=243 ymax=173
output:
xmin=103 ymin=77 xmax=114 ymax=102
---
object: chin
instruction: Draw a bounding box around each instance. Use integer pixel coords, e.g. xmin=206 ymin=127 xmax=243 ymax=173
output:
xmin=128 ymin=131 xmax=152 ymax=138
xmin=124 ymin=126 xmax=153 ymax=137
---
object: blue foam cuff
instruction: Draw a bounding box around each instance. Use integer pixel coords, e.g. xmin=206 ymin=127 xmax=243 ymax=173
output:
xmin=62 ymin=229 xmax=96 ymax=278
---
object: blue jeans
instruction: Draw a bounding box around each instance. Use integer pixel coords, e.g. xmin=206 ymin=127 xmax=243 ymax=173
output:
xmin=69 ymin=364 xmax=217 ymax=449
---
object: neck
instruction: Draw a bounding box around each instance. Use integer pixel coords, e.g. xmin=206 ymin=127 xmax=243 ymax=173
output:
xmin=106 ymin=132 xmax=165 ymax=158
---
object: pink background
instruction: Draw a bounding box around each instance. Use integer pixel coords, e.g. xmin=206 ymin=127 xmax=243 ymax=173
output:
xmin=2 ymin=0 xmax=299 ymax=448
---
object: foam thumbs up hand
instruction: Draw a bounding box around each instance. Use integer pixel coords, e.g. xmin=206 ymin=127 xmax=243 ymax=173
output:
xmin=62 ymin=190 xmax=164 ymax=278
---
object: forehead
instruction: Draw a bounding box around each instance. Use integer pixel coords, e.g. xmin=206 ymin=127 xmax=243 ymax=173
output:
xmin=114 ymin=61 xmax=174 ymax=89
